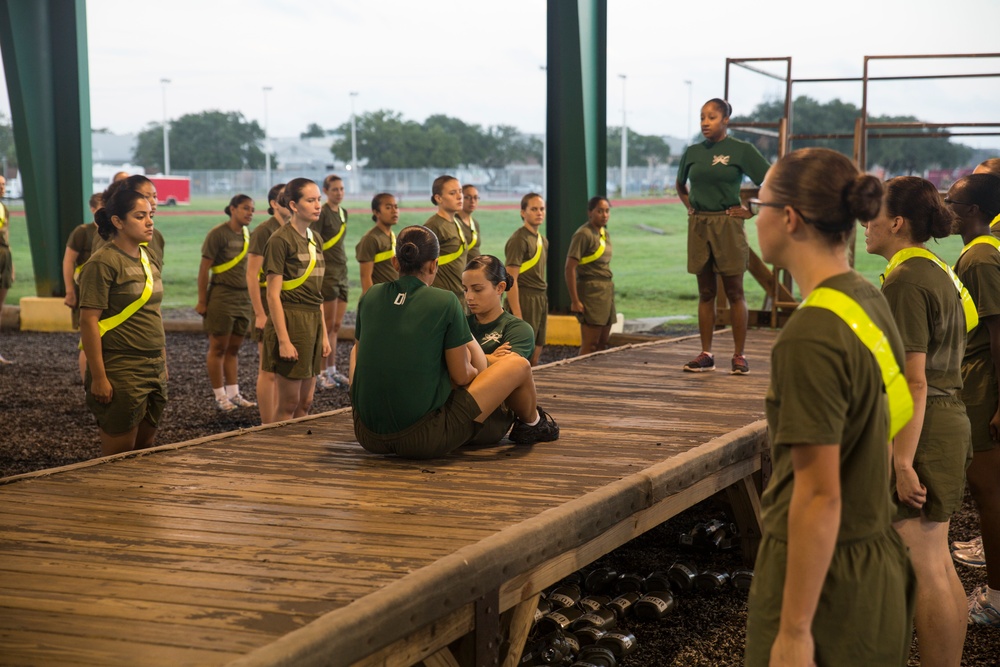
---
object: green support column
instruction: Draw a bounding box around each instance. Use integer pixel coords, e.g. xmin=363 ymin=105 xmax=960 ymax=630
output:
xmin=0 ymin=0 xmax=92 ymax=296
xmin=546 ymin=0 xmax=606 ymax=312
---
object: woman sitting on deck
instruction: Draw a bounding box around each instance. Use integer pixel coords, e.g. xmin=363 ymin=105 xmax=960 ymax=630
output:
xmin=350 ymin=226 xmax=559 ymax=458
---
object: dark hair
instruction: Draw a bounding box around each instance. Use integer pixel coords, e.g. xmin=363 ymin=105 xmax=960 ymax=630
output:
xmin=464 ymin=255 xmax=512 ymax=292
xmin=521 ymin=192 xmax=543 ymax=210
xmin=279 ymin=178 xmax=317 ymax=211
xmin=224 ymin=194 xmax=253 ymax=217
xmin=323 ymin=174 xmax=343 ymax=190
xmin=371 ymin=192 xmax=395 ymax=222
xmin=396 ymin=225 xmax=440 ymax=274
xmin=266 ymin=183 xmax=286 ymax=215
xmin=94 ymin=189 xmax=148 ymax=240
xmin=953 ymin=173 xmax=1000 ymax=220
xmin=767 ymin=148 xmax=883 ymax=243
xmin=88 ymin=193 xmax=103 ymax=210
xmin=976 ymin=158 xmax=1000 ymax=177
xmin=431 ymin=174 xmax=458 ymax=205
xmin=462 ymin=184 xmax=478 ymax=193
xmin=101 ymin=174 xmax=153 ymax=208
xmin=705 ymin=98 xmax=732 ymax=118
xmin=883 ymin=177 xmax=954 ymax=243
xmin=588 ymin=196 xmax=610 ymax=212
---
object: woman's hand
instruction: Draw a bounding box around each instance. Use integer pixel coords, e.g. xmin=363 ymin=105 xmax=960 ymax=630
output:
xmin=90 ymin=377 xmax=113 ymax=404
xmin=279 ymin=339 xmax=298 ymax=361
xmin=64 ymin=290 xmax=77 ymax=309
xmin=769 ymin=629 xmax=816 ymax=667
xmin=727 ymin=206 xmax=753 ymax=220
xmin=570 ymin=299 xmax=584 ymax=314
xmin=195 ymin=301 xmax=208 ymax=317
xmin=321 ymin=337 xmax=332 ymax=359
xmin=894 ymin=466 xmax=927 ymax=509
xmin=255 ymin=313 xmax=267 ymax=332
xmin=492 ymin=342 xmax=512 ymax=358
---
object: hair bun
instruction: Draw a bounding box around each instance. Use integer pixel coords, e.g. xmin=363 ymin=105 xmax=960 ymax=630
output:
xmin=845 ymin=174 xmax=883 ymax=223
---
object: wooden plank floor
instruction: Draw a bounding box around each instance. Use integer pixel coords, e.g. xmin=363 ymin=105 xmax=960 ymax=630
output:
xmin=0 ymin=330 xmax=778 ymax=667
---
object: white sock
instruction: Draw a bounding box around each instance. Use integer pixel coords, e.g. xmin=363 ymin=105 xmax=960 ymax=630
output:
xmin=225 ymin=384 xmax=239 ymax=399
xmin=987 ymin=586 xmax=1000 ymax=608
xmin=525 ymin=411 xmax=541 ymax=427
xmin=703 ymin=351 xmax=713 ymax=358
xmin=213 ymin=386 xmax=226 ymax=401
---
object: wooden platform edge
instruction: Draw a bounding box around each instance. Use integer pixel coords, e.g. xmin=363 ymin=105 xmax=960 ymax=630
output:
xmin=223 ymin=419 xmax=768 ymax=667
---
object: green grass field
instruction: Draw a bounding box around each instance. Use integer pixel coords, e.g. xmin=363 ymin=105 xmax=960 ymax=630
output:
xmin=1 ymin=197 xmax=969 ymax=320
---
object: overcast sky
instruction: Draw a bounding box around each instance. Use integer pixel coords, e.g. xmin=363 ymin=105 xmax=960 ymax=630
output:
xmin=2 ymin=0 xmax=999 ymax=149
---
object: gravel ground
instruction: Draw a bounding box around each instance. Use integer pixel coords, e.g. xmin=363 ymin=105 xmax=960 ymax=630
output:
xmin=1 ymin=328 xmax=998 ymax=665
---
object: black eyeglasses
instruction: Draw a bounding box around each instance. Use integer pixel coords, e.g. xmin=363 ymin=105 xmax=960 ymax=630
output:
xmin=944 ymin=197 xmax=977 ymax=208
xmin=747 ymin=198 xmax=786 ymax=216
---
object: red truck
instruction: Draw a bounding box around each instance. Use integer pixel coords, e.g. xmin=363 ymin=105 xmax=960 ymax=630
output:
xmin=148 ymin=175 xmax=191 ymax=206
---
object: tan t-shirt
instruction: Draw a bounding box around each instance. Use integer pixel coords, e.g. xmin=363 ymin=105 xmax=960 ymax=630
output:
xmin=263 ymin=224 xmax=325 ymax=308
xmin=567 ymin=222 xmax=613 ymax=281
xmin=312 ymin=203 xmax=348 ymax=285
xmin=504 ymin=225 xmax=548 ymax=291
xmin=355 ymin=226 xmax=398 ymax=286
xmin=424 ymin=213 xmax=467 ymax=299
xmin=201 ymin=222 xmax=250 ymax=290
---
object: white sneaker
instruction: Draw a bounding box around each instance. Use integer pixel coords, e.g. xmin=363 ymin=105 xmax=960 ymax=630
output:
xmin=0 ymin=353 xmax=13 ymax=365
xmin=315 ymin=374 xmax=332 ymax=390
xmin=215 ymin=396 xmax=238 ymax=412
xmin=954 ymin=543 xmax=986 ymax=568
xmin=953 ymin=535 xmax=982 ymax=551
xmin=330 ymin=370 xmax=350 ymax=389
xmin=229 ymin=393 xmax=257 ymax=408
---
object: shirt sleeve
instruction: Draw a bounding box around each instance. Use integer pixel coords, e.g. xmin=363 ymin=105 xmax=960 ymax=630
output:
xmin=741 ymin=143 xmax=771 ymax=186
xmin=882 ymin=279 xmax=930 ymax=354
xmin=77 ymin=259 xmax=113 ymax=310
xmin=444 ymin=293 xmax=474 ymax=350
xmin=356 ymin=233 xmax=376 ymax=263
xmin=965 ymin=258 xmax=1000 ymax=319
xmin=262 ymin=233 xmax=287 ymax=277
xmin=505 ymin=319 xmax=536 ymax=359
xmin=504 ymin=232 xmax=529 ymax=267
xmin=67 ymin=226 xmax=87 ymax=252
xmin=201 ymin=227 xmax=221 ymax=261
xmin=566 ymin=230 xmax=587 ymax=262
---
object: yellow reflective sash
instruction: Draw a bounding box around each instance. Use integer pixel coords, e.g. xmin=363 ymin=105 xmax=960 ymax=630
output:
xmin=0 ymin=204 xmax=5 ymax=228
xmin=881 ymin=247 xmax=978 ymax=332
xmin=437 ymin=217 xmax=468 ymax=266
xmin=958 ymin=234 xmax=1000 ymax=264
xmin=210 ymin=226 xmax=249 ymax=275
xmin=322 ymin=212 xmax=346 ymax=251
xmin=462 ymin=215 xmax=478 ymax=249
xmin=73 ymin=264 xmax=84 ymax=282
xmin=282 ymin=229 xmax=317 ymax=291
xmin=579 ymin=227 xmax=607 ymax=265
xmin=990 ymin=212 xmax=1000 ymax=230
xmin=78 ymin=246 xmax=155 ymax=349
xmin=799 ymin=287 xmax=913 ymax=441
xmin=373 ymin=231 xmax=397 ymax=264
xmin=520 ymin=231 xmax=543 ymax=273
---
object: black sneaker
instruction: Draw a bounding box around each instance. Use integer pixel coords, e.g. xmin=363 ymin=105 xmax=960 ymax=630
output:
xmin=683 ymin=352 xmax=715 ymax=372
xmin=509 ymin=406 xmax=560 ymax=444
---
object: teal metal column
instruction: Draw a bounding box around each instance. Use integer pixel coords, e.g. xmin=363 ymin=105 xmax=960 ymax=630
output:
xmin=0 ymin=0 xmax=92 ymax=296
xmin=546 ymin=0 xmax=606 ymax=312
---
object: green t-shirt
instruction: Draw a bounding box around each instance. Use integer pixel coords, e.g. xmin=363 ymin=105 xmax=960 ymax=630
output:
xmin=567 ymin=222 xmax=613 ymax=281
xmin=67 ymin=223 xmax=98 ymax=267
xmin=201 ymin=222 xmax=249 ymax=290
xmin=312 ymin=203 xmax=348 ymax=285
xmin=762 ymin=271 xmax=904 ymax=542
xmin=355 ymin=225 xmax=399 ymax=286
xmin=457 ymin=214 xmax=481 ymax=260
xmin=882 ymin=255 xmax=966 ymax=396
xmin=77 ymin=244 xmax=165 ymax=353
xmin=424 ymin=213 xmax=467 ymax=300
xmin=262 ymin=224 xmax=326 ymax=308
xmin=956 ymin=241 xmax=1000 ymax=361
xmin=467 ymin=311 xmax=535 ymax=359
xmin=352 ymin=275 xmax=473 ymax=434
xmin=677 ymin=136 xmax=770 ymax=212
xmin=504 ymin=225 xmax=548 ymax=291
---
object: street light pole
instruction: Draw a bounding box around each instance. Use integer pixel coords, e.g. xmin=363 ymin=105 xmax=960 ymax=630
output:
xmin=618 ymin=74 xmax=627 ymax=198
xmin=540 ymin=65 xmax=547 ymax=196
xmin=349 ymin=91 xmax=359 ymax=195
xmin=161 ymin=78 xmax=171 ymax=175
xmin=263 ymin=86 xmax=272 ymax=192
xmin=685 ymin=80 xmax=693 ymax=144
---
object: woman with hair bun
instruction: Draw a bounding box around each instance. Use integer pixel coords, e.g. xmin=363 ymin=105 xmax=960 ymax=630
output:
xmin=262 ymin=178 xmax=330 ymax=422
xmin=565 ymin=196 xmax=615 ymax=357
xmin=350 ymin=226 xmax=558 ymax=459
xmin=677 ymin=98 xmax=770 ymax=375
xmin=424 ymin=175 xmax=468 ymax=302
xmin=246 ymin=183 xmax=290 ymax=424
xmin=196 ymin=194 xmax=256 ymax=412
xmin=93 ymin=175 xmax=166 ymax=262
xmin=862 ymin=176 xmax=970 ymax=664
xmin=504 ymin=192 xmax=548 ymax=366
xmin=355 ymin=192 xmax=399 ymax=295
xmin=78 ymin=188 xmax=167 ymax=456
xmin=743 ymin=148 xmax=915 ymax=666
xmin=313 ymin=174 xmax=350 ymax=391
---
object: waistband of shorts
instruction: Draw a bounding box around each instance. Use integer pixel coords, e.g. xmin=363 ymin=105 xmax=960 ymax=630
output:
xmin=765 ymin=524 xmax=896 ymax=547
xmin=281 ymin=301 xmax=322 ymax=312
xmin=691 ymin=210 xmax=733 ymax=216
xmin=578 ymin=277 xmax=613 ymax=283
xmin=519 ymin=285 xmax=548 ymax=294
xmin=103 ymin=348 xmax=165 ymax=359
xmin=926 ymin=393 xmax=963 ymax=405
xmin=209 ymin=282 xmax=247 ymax=291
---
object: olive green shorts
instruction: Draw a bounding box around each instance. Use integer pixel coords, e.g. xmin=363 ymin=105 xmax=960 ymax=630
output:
xmin=204 ymin=285 xmax=251 ymax=337
xmin=513 ymin=288 xmax=547 ymax=347
xmin=892 ymin=395 xmax=972 ymax=522
xmin=321 ymin=275 xmax=349 ymax=303
xmin=353 ymin=387 xmax=484 ymax=459
xmin=962 ymin=355 xmax=1000 ymax=452
xmin=85 ymin=351 xmax=168 ymax=435
xmin=576 ymin=279 xmax=616 ymax=327
xmin=687 ymin=212 xmax=748 ymax=276
xmin=71 ymin=306 xmax=81 ymax=330
xmin=262 ymin=306 xmax=324 ymax=380
xmin=0 ymin=246 xmax=12 ymax=289
xmin=467 ymin=405 xmax=516 ymax=446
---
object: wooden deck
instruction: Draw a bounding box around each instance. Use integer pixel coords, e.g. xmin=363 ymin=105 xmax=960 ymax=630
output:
xmin=0 ymin=330 xmax=778 ymax=667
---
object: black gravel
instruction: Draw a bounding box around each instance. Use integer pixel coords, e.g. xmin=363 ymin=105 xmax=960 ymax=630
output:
xmin=1 ymin=329 xmax=998 ymax=665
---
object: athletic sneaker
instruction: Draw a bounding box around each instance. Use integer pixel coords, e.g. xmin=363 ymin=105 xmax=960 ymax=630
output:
xmin=215 ymin=396 xmax=238 ymax=412
xmin=315 ymin=374 xmax=333 ymax=390
xmin=683 ymin=352 xmax=715 ymax=373
xmin=330 ymin=370 xmax=350 ymax=389
xmin=731 ymin=354 xmax=750 ymax=375
xmin=969 ymin=586 xmax=1000 ymax=626
xmin=0 ymin=353 xmax=12 ymax=365
xmin=953 ymin=535 xmax=982 ymax=551
xmin=508 ymin=406 xmax=560 ymax=445
xmin=229 ymin=393 xmax=257 ymax=408
xmin=954 ymin=543 xmax=986 ymax=568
